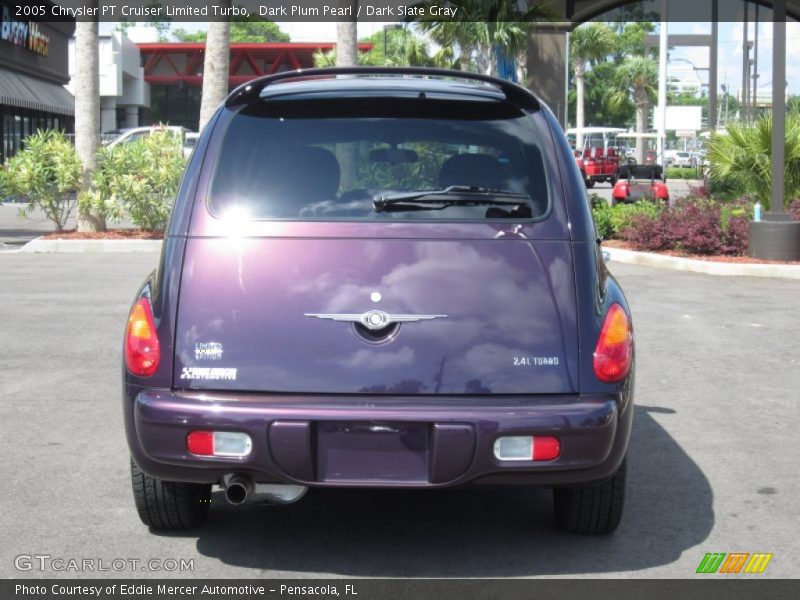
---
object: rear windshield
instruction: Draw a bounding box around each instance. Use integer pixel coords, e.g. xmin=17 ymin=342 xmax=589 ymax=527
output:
xmin=208 ymin=98 xmax=550 ymax=221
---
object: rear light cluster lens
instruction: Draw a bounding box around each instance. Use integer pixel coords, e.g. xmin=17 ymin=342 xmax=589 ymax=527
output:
xmin=593 ymin=303 xmax=633 ymax=383
xmin=186 ymin=431 xmax=252 ymax=457
xmin=493 ymin=436 xmax=561 ymax=462
xmin=124 ymin=298 xmax=160 ymax=377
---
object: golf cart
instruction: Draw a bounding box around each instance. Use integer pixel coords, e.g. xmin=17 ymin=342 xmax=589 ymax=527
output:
xmin=612 ymin=160 xmax=670 ymax=204
xmin=567 ymin=127 xmax=627 ymax=188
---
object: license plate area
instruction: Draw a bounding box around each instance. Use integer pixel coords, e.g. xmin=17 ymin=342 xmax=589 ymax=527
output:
xmin=316 ymin=421 xmax=429 ymax=483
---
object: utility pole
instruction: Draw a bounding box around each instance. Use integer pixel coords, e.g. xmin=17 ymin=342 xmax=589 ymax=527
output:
xmin=752 ymin=5 xmax=759 ymax=115
xmin=742 ymin=1 xmax=749 ymax=121
xmin=709 ymin=0 xmax=718 ymax=131
xmin=657 ymin=0 xmax=668 ymax=169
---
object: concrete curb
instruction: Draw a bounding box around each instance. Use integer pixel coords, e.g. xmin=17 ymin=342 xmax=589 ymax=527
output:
xmin=13 ymin=238 xmax=800 ymax=280
xmin=18 ymin=237 xmax=163 ymax=253
xmin=606 ymin=246 xmax=800 ymax=279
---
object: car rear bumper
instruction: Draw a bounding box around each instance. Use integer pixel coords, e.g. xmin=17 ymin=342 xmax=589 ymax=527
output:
xmin=126 ymin=388 xmax=633 ymax=488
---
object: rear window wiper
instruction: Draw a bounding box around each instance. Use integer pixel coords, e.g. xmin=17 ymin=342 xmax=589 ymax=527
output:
xmin=373 ymin=186 xmax=531 ymax=213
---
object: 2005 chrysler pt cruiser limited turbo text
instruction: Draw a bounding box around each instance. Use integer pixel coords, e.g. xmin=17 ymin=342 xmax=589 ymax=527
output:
xmin=123 ymin=67 xmax=635 ymax=535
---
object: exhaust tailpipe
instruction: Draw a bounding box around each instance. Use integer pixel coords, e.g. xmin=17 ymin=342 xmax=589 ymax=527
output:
xmin=223 ymin=474 xmax=307 ymax=505
xmin=224 ymin=475 xmax=252 ymax=505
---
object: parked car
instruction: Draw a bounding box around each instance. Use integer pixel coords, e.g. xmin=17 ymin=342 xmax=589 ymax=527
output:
xmin=182 ymin=132 xmax=199 ymax=159
xmin=106 ymin=125 xmax=189 ymax=149
xmin=689 ymin=150 xmax=706 ymax=167
xmin=123 ymin=68 xmax=635 ymax=535
xmin=612 ymin=162 xmax=670 ymax=204
xmin=671 ymin=151 xmax=694 ymax=168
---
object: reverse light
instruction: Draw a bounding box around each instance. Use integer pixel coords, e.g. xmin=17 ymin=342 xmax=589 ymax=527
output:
xmin=593 ymin=303 xmax=633 ymax=383
xmin=186 ymin=431 xmax=252 ymax=457
xmin=124 ymin=297 xmax=160 ymax=377
xmin=493 ymin=436 xmax=561 ymax=462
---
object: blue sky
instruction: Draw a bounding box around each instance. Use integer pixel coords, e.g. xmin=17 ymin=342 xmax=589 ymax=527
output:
xmin=669 ymin=21 xmax=800 ymax=97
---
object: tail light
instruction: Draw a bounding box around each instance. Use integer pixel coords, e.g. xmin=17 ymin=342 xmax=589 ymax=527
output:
xmin=493 ymin=436 xmax=561 ymax=462
xmin=125 ymin=297 xmax=160 ymax=377
xmin=187 ymin=431 xmax=252 ymax=457
xmin=593 ymin=303 xmax=633 ymax=383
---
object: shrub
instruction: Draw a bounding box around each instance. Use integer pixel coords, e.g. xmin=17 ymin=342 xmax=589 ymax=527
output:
xmin=4 ymin=130 xmax=82 ymax=231
xmin=666 ymin=166 xmax=701 ymax=180
xmin=622 ymin=196 xmax=751 ymax=256
xmin=591 ymin=200 xmax=663 ymax=240
xmin=668 ymin=200 xmax=723 ymax=255
xmin=87 ymin=129 xmax=186 ymax=231
xmin=708 ymin=112 xmax=800 ymax=209
xmin=0 ymin=165 xmax=8 ymax=199
xmin=789 ymin=199 xmax=800 ymax=221
xmin=591 ymin=202 xmax=615 ymax=239
xmin=623 ymin=212 xmax=674 ymax=251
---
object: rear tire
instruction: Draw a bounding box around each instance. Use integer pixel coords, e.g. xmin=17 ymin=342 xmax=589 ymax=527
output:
xmin=586 ymin=179 xmax=595 ymax=189
xmin=130 ymin=458 xmax=211 ymax=530
xmin=553 ymin=459 xmax=626 ymax=534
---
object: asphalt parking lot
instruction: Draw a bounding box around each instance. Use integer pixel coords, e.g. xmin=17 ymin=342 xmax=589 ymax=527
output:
xmin=0 ymin=252 xmax=797 ymax=578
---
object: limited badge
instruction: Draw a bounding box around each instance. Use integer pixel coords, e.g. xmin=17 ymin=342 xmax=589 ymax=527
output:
xmin=195 ymin=342 xmax=223 ymax=361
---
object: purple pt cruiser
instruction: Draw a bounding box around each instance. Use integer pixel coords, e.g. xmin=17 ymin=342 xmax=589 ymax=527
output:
xmin=123 ymin=68 xmax=634 ymax=534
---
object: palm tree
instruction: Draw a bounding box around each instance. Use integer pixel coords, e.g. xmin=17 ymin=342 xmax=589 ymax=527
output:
xmin=416 ymin=0 xmax=550 ymax=76
xmin=335 ymin=2 xmax=359 ymax=190
xmin=198 ymin=3 xmax=231 ymax=132
xmin=607 ymin=56 xmax=658 ymax=162
xmin=708 ymin=113 xmax=800 ymax=209
xmin=569 ymin=23 xmax=613 ymax=150
xmin=74 ymin=0 xmax=102 ymax=232
xmin=336 ymin=1 xmax=359 ymax=67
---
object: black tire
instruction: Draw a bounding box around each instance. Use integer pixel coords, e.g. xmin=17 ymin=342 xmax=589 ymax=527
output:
xmin=553 ymin=459 xmax=626 ymax=534
xmin=130 ymin=458 xmax=211 ymax=530
xmin=609 ymin=175 xmax=618 ymax=186
xmin=585 ymin=179 xmax=595 ymax=189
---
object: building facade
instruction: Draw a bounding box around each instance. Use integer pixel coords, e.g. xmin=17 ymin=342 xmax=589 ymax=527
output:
xmin=67 ymin=31 xmax=150 ymax=133
xmin=138 ymin=42 xmax=372 ymax=130
xmin=0 ymin=1 xmax=74 ymax=161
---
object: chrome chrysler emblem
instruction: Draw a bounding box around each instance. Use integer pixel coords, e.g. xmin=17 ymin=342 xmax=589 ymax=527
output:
xmin=304 ymin=310 xmax=447 ymax=331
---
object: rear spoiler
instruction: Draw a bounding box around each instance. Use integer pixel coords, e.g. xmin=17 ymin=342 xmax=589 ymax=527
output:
xmin=224 ymin=67 xmax=541 ymax=112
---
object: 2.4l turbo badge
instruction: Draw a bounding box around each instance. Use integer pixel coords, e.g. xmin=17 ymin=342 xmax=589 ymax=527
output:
xmin=513 ymin=356 xmax=560 ymax=366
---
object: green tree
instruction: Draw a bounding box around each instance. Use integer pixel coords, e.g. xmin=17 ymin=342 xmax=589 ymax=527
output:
xmin=413 ymin=0 xmax=550 ymax=76
xmin=317 ymin=27 xmax=435 ymax=68
xmin=87 ymin=130 xmax=186 ymax=231
xmin=74 ymin=0 xmax=103 ymax=231
xmin=5 ymin=130 xmax=82 ymax=232
xmin=173 ymin=21 xmax=289 ymax=43
xmin=610 ymin=22 xmax=656 ymax=62
xmin=570 ymin=23 xmax=614 ymax=149
xmin=198 ymin=2 xmax=231 ymax=132
xmin=708 ymin=113 xmax=800 ymax=209
xmin=607 ymin=56 xmax=658 ymax=161
xmin=568 ymin=61 xmax=633 ymax=128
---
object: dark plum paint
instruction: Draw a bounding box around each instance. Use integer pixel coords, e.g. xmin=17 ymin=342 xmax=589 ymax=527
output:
xmin=123 ymin=69 xmax=634 ymax=491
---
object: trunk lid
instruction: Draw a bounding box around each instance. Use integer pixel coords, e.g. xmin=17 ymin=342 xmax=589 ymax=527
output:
xmin=174 ymin=236 xmax=579 ymax=394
